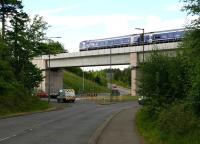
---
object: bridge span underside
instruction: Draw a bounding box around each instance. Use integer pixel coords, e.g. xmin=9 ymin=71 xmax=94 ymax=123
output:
xmin=33 ymin=42 xmax=179 ymax=96
xmin=50 ymin=53 xmax=130 ymax=68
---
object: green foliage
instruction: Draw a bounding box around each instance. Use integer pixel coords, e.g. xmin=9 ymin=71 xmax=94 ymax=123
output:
xmin=136 ymin=0 xmax=200 ymax=143
xmin=0 ymin=95 xmax=49 ymax=116
xmin=158 ymin=102 xmax=199 ymax=136
xmin=0 ymin=60 xmax=16 ymax=95
xmin=0 ymin=1 xmax=61 ymax=115
xmin=0 ymin=0 xmax=23 ymax=38
xmin=63 ymin=71 xmax=109 ymax=93
xmin=66 ymin=67 xmax=131 ymax=88
xmin=188 ymin=60 xmax=200 ymax=115
xmin=138 ymin=52 xmax=189 ymax=116
xmin=136 ymin=108 xmax=200 ymax=144
xmin=182 ymin=0 xmax=200 ymax=16
xmin=103 ymin=68 xmax=131 ymax=87
xmin=38 ymin=40 xmax=65 ymax=56
xmin=23 ymin=61 xmax=43 ymax=91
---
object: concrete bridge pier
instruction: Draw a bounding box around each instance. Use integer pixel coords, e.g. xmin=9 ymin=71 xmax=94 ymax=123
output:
xmin=130 ymin=53 xmax=139 ymax=96
xmin=45 ymin=68 xmax=64 ymax=94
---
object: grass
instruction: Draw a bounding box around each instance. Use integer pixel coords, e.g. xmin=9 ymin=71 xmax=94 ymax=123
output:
xmin=63 ymin=71 xmax=109 ymax=93
xmin=96 ymin=95 xmax=139 ymax=104
xmin=135 ymin=109 xmax=200 ymax=144
xmin=120 ymin=95 xmax=139 ymax=101
xmin=0 ymin=97 xmax=51 ymax=118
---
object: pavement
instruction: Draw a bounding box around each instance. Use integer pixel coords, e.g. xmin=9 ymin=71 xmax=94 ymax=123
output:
xmin=95 ymin=107 xmax=142 ymax=144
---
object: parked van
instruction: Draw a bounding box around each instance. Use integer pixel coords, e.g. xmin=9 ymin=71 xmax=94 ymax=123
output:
xmin=57 ymin=89 xmax=76 ymax=103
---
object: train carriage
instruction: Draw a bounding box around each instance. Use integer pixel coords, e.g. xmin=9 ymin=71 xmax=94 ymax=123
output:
xmin=79 ymin=28 xmax=185 ymax=51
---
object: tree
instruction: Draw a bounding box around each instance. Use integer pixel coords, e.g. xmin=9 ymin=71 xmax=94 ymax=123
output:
xmin=0 ymin=0 xmax=23 ymax=39
xmin=38 ymin=40 xmax=65 ymax=55
xmin=181 ymin=0 xmax=200 ymax=115
xmin=5 ymin=11 xmax=65 ymax=91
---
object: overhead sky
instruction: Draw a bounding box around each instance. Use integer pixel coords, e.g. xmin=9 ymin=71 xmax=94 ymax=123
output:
xmin=23 ymin=0 xmax=190 ymax=53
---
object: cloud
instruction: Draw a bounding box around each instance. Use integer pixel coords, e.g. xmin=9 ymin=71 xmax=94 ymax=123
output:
xmin=39 ymin=8 xmax=66 ymax=16
xmin=29 ymin=7 xmax=189 ymax=52
xmin=164 ymin=3 xmax=184 ymax=12
xmin=143 ymin=15 xmax=186 ymax=32
xmin=43 ymin=15 xmax=141 ymax=30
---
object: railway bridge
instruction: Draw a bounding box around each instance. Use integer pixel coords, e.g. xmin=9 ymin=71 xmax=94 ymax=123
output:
xmin=33 ymin=42 xmax=180 ymax=96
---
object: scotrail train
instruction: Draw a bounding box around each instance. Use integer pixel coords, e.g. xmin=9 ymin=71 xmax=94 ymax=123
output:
xmin=79 ymin=28 xmax=185 ymax=51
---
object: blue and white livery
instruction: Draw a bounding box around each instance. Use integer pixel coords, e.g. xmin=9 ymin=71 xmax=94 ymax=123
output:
xmin=79 ymin=29 xmax=185 ymax=51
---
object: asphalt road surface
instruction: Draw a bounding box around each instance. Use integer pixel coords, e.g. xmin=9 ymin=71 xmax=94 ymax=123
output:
xmin=0 ymin=100 xmax=138 ymax=144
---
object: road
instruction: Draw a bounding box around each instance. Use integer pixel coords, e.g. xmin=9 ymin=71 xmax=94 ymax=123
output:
xmin=108 ymin=83 xmax=130 ymax=96
xmin=0 ymin=100 xmax=138 ymax=144
xmin=116 ymin=85 xmax=130 ymax=96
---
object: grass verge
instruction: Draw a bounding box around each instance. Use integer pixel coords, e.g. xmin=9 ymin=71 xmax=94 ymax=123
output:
xmin=96 ymin=95 xmax=139 ymax=104
xmin=0 ymin=99 xmax=51 ymax=118
xmin=135 ymin=108 xmax=200 ymax=144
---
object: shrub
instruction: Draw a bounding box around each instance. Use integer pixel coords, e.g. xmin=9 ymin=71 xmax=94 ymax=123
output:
xmin=158 ymin=102 xmax=199 ymax=136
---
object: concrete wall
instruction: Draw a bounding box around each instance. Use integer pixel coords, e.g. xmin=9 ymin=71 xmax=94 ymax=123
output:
xmin=45 ymin=69 xmax=64 ymax=94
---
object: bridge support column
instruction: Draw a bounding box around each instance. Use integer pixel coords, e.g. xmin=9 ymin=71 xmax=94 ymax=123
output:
xmin=130 ymin=53 xmax=138 ymax=96
xmin=45 ymin=69 xmax=64 ymax=94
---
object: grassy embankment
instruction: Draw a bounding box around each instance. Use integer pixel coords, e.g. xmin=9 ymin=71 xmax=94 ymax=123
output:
xmin=63 ymin=71 xmax=109 ymax=93
xmin=135 ymin=109 xmax=200 ymax=144
xmin=0 ymin=96 xmax=50 ymax=118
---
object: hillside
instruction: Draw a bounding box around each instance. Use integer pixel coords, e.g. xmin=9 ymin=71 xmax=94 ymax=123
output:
xmin=63 ymin=71 xmax=109 ymax=94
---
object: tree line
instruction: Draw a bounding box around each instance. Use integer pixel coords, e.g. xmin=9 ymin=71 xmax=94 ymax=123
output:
xmin=136 ymin=0 xmax=200 ymax=142
xmin=0 ymin=0 xmax=65 ymax=114
xmin=66 ymin=67 xmax=131 ymax=88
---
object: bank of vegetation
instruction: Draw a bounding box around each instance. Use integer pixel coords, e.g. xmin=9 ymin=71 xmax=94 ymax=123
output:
xmin=66 ymin=67 xmax=131 ymax=89
xmin=136 ymin=0 xmax=200 ymax=143
xmin=0 ymin=0 xmax=64 ymax=116
xmin=63 ymin=71 xmax=109 ymax=93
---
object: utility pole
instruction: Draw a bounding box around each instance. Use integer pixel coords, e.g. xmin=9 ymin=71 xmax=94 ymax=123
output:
xmin=48 ymin=53 xmax=51 ymax=103
xmin=82 ymin=68 xmax=85 ymax=93
xmin=110 ymin=46 xmax=112 ymax=102
xmin=135 ymin=28 xmax=145 ymax=95
xmin=46 ymin=36 xmax=62 ymax=103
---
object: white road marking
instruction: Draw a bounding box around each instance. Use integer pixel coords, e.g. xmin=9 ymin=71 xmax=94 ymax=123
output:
xmin=0 ymin=137 xmax=10 ymax=142
xmin=0 ymin=128 xmax=33 ymax=142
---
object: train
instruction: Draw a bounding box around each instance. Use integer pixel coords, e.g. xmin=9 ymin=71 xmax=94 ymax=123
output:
xmin=79 ymin=28 xmax=185 ymax=51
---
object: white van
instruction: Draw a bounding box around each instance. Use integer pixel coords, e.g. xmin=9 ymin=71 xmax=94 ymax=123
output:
xmin=57 ymin=89 xmax=76 ymax=103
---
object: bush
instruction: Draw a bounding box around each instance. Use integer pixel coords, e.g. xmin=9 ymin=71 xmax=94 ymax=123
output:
xmin=158 ymin=102 xmax=199 ymax=136
xmin=138 ymin=52 xmax=190 ymax=116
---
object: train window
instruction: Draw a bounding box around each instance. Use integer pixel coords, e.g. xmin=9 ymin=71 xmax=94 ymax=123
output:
xmin=160 ymin=34 xmax=167 ymax=39
xmin=175 ymin=32 xmax=182 ymax=38
xmin=144 ymin=35 xmax=150 ymax=42
xmin=108 ymin=40 xmax=114 ymax=46
xmin=168 ymin=32 xmax=174 ymax=38
xmin=122 ymin=38 xmax=130 ymax=44
xmin=99 ymin=41 xmax=106 ymax=47
xmin=90 ymin=42 xmax=95 ymax=47
xmin=114 ymin=39 xmax=121 ymax=45
xmin=154 ymin=34 xmax=161 ymax=39
xmin=134 ymin=36 xmax=139 ymax=42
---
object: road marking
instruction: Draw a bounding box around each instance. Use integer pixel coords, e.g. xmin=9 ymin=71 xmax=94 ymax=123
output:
xmin=0 ymin=137 xmax=10 ymax=142
xmin=0 ymin=128 xmax=33 ymax=142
